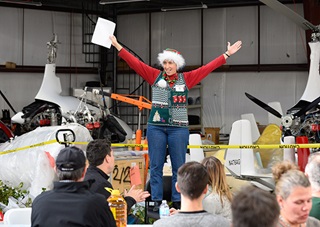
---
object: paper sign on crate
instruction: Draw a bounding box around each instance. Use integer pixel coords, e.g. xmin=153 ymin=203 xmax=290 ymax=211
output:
xmin=110 ymin=157 xmax=145 ymax=194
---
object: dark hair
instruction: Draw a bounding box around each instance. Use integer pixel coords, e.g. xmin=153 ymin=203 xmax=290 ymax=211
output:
xmin=232 ymin=185 xmax=279 ymax=227
xmin=86 ymin=139 xmax=112 ymax=166
xmin=56 ymin=167 xmax=85 ymax=181
xmin=177 ymin=161 xmax=208 ymax=200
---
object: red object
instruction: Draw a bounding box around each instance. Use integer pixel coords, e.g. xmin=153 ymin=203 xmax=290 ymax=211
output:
xmin=45 ymin=151 xmax=56 ymax=168
xmin=0 ymin=120 xmax=14 ymax=139
xmin=0 ymin=210 xmax=4 ymax=222
xmin=39 ymin=119 xmax=50 ymax=126
xmin=86 ymin=123 xmax=94 ymax=130
xmin=296 ymin=136 xmax=310 ymax=172
xmin=93 ymin=122 xmax=100 ymax=129
xmin=311 ymin=124 xmax=320 ymax=131
xmin=182 ymin=95 xmax=186 ymax=103
xmin=173 ymin=96 xmax=178 ymax=103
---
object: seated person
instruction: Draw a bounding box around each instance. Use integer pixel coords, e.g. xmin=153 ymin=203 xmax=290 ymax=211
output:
xmin=202 ymin=156 xmax=232 ymax=221
xmin=84 ymin=139 xmax=150 ymax=214
xmin=31 ymin=146 xmax=116 ymax=227
xmin=153 ymin=161 xmax=230 ymax=227
xmin=273 ymin=161 xmax=320 ymax=226
xmin=305 ymin=152 xmax=320 ymax=220
xmin=231 ymin=185 xmax=279 ymax=227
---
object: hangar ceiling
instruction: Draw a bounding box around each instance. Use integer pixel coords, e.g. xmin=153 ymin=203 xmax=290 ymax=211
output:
xmin=0 ymin=0 xmax=304 ymax=15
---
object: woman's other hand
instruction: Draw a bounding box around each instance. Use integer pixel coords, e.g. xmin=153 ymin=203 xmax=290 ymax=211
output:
xmin=110 ymin=35 xmax=123 ymax=51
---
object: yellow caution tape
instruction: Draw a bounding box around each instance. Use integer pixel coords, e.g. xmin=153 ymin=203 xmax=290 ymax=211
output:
xmin=0 ymin=139 xmax=57 ymax=155
xmin=111 ymin=143 xmax=320 ymax=149
xmin=2 ymin=141 xmax=320 ymax=156
xmin=0 ymin=140 xmax=90 ymax=156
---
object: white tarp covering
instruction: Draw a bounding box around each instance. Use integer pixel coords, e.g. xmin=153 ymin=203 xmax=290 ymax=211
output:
xmin=0 ymin=123 xmax=93 ymax=198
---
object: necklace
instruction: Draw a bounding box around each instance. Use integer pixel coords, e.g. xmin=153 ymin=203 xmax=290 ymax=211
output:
xmin=279 ymin=215 xmax=302 ymax=227
xmin=163 ymin=73 xmax=178 ymax=84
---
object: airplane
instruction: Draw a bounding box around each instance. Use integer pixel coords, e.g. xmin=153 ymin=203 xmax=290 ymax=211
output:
xmin=225 ymin=0 xmax=319 ymax=189
xmin=245 ymin=0 xmax=320 ymax=144
xmin=224 ymin=119 xmax=275 ymax=190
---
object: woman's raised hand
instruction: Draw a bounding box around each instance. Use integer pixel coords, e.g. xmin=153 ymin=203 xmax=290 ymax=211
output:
xmin=227 ymin=40 xmax=242 ymax=55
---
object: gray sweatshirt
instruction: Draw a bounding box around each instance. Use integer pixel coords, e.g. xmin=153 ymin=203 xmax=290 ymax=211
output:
xmin=153 ymin=210 xmax=230 ymax=227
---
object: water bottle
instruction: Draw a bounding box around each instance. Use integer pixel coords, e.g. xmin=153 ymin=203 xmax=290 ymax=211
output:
xmin=107 ymin=189 xmax=127 ymax=227
xmin=159 ymin=200 xmax=170 ymax=219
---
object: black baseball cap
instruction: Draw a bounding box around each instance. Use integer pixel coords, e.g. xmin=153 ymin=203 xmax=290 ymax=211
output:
xmin=56 ymin=146 xmax=86 ymax=171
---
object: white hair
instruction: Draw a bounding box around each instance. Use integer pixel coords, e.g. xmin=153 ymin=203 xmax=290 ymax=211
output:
xmin=305 ymin=152 xmax=320 ymax=192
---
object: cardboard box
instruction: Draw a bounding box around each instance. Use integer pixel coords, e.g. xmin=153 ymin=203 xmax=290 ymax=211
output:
xmin=110 ymin=156 xmax=145 ymax=194
xmin=204 ymin=127 xmax=220 ymax=144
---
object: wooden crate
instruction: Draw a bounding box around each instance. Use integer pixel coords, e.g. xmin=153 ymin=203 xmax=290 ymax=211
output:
xmin=110 ymin=156 xmax=145 ymax=194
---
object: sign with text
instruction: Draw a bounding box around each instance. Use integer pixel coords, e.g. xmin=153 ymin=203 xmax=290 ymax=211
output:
xmin=110 ymin=156 xmax=145 ymax=194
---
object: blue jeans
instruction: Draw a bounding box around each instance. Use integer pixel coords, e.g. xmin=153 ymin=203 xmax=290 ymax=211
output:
xmin=147 ymin=124 xmax=189 ymax=202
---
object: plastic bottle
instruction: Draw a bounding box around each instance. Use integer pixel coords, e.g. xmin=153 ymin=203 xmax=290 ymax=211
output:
xmin=159 ymin=200 xmax=170 ymax=219
xmin=107 ymin=189 xmax=127 ymax=227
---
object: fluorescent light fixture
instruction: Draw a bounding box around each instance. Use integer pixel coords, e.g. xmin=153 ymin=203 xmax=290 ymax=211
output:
xmin=99 ymin=0 xmax=149 ymax=4
xmin=0 ymin=0 xmax=42 ymax=6
xmin=161 ymin=3 xmax=207 ymax=12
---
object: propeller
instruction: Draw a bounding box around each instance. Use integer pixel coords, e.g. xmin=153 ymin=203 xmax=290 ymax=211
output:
xmin=245 ymin=92 xmax=320 ymax=126
xmin=259 ymin=0 xmax=319 ymax=33
xmin=245 ymin=92 xmax=282 ymax=118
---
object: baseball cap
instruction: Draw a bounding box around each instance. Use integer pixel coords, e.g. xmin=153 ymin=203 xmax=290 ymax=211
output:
xmin=56 ymin=146 xmax=86 ymax=171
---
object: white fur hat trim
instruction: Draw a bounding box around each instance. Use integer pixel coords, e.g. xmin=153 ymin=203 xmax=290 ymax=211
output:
xmin=158 ymin=49 xmax=185 ymax=70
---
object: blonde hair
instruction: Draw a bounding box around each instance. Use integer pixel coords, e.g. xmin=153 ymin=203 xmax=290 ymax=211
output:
xmin=272 ymin=161 xmax=310 ymax=199
xmin=202 ymin=156 xmax=232 ymax=204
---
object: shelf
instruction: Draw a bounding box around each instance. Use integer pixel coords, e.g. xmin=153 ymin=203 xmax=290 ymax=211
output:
xmin=0 ymin=65 xmax=98 ymax=74
xmin=189 ymin=124 xmax=202 ymax=130
xmin=187 ymin=104 xmax=201 ymax=109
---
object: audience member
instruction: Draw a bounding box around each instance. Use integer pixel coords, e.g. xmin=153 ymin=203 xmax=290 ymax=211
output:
xmin=84 ymin=139 xmax=150 ymax=214
xmin=201 ymin=156 xmax=232 ymax=221
xmin=153 ymin=161 xmax=230 ymax=227
xmin=272 ymin=161 xmax=320 ymax=227
xmin=31 ymin=146 xmax=116 ymax=227
xmin=305 ymin=152 xmax=320 ymax=220
xmin=231 ymin=185 xmax=279 ymax=227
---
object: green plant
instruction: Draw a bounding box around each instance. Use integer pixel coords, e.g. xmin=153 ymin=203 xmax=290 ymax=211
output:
xmin=131 ymin=203 xmax=156 ymax=224
xmin=0 ymin=180 xmax=32 ymax=207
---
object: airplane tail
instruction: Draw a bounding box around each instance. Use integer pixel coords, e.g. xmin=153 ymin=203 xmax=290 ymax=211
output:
xmin=224 ymin=119 xmax=275 ymax=190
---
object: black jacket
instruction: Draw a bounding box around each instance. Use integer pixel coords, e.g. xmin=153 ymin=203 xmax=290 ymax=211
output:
xmin=31 ymin=181 xmax=116 ymax=227
xmin=84 ymin=165 xmax=136 ymax=213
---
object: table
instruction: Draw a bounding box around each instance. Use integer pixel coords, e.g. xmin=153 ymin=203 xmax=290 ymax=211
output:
xmin=0 ymin=223 xmax=152 ymax=226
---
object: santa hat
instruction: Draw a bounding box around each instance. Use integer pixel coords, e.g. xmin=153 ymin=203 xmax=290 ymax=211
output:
xmin=158 ymin=48 xmax=185 ymax=70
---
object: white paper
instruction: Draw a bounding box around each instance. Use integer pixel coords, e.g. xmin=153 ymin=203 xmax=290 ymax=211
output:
xmin=91 ymin=17 xmax=116 ymax=49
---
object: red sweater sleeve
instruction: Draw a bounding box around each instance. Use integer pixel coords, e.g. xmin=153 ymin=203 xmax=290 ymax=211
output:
xmin=184 ymin=55 xmax=226 ymax=89
xmin=118 ymin=48 xmax=161 ymax=85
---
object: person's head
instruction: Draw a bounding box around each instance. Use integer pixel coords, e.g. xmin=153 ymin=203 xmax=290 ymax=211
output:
xmin=305 ymin=152 xmax=320 ymax=192
xmin=55 ymin=146 xmax=86 ymax=181
xmin=272 ymin=161 xmax=312 ymax=225
xmin=158 ymin=48 xmax=185 ymax=74
xmin=201 ymin=156 xmax=232 ymax=203
xmin=86 ymin=139 xmax=114 ymax=173
xmin=231 ymin=185 xmax=279 ymax=227
xmin=176 ymin=161 xmax=208 ymax=200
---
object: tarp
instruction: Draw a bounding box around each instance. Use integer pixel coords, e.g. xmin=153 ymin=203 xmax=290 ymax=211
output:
xmin=0 ymin=123 xmax=93 ymax=198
